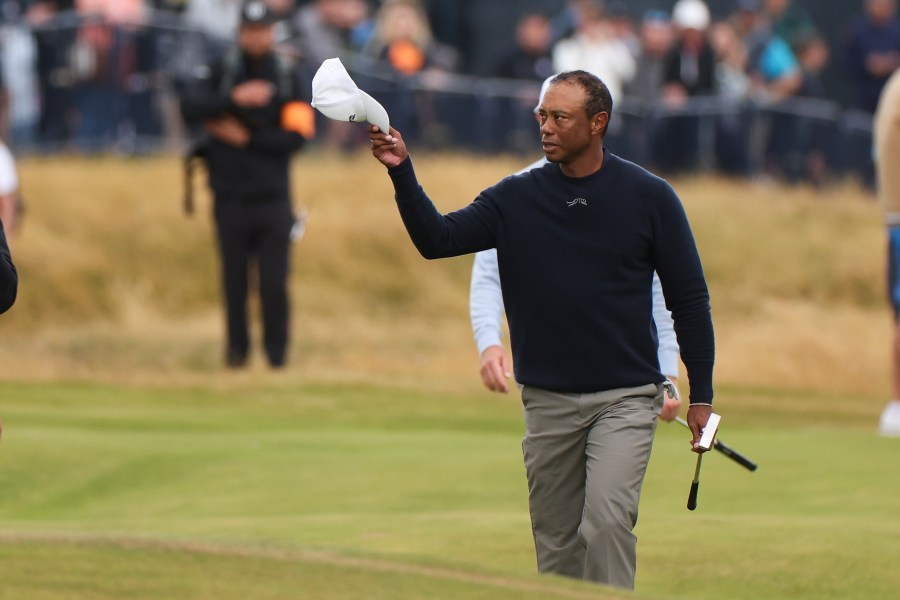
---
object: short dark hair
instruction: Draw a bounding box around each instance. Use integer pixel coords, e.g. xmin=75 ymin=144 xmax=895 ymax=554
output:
xmin=550 ymin=71 xmax=613 ymax=134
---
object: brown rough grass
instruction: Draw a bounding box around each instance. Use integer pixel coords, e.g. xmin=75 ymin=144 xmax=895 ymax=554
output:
xmin=1 ymin=153 xmax=889 ymax=409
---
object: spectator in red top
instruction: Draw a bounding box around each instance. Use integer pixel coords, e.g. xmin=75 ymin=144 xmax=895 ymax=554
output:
xmin=363 ymin=0 xmax=458 ymax=76
xmin=362 ymin=0 xmax=458 ymax=146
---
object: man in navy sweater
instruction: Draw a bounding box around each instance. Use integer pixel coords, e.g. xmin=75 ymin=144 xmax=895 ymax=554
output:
xmin=369 ymin=71 xmax=715 ymax=590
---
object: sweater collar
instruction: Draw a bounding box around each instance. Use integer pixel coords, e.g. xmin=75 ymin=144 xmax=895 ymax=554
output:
xmin=554 ymin=148 xmax=616 ymax=183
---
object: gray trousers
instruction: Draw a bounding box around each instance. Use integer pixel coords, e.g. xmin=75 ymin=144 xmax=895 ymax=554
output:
xmin=520 ymin=382 xmax=663 ymax=590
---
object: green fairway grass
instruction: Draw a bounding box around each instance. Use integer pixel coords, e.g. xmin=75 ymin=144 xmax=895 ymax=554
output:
xmin=0 ymin=539 xmax=616 ymax=600
xmin=2 ymin=380 xmax=899 ymax=599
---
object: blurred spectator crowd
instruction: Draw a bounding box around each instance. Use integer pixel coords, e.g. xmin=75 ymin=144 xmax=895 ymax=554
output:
xmin=1 ymin=0 xmax=899 ymax=184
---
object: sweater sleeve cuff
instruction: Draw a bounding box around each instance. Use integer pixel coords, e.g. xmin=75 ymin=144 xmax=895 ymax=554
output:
xmin=686 ymin=361 xmax=714 ymax=405
xmin=387 ymin=156 xmax=419 ymax=202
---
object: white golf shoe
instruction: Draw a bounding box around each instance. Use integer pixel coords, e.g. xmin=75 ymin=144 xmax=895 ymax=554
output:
xmin=879 ymin=401 xmax=900 ymax=437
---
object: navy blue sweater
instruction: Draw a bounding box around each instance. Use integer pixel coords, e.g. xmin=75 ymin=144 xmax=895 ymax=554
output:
xmin=388 ymin=152 xmax=714 ymax=404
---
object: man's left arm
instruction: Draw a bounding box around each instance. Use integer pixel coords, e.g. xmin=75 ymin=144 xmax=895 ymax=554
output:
xmin=650 ymin=183 xmax=714 ymax=449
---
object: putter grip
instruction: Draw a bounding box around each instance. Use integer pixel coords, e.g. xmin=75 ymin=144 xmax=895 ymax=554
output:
xmin=715 ymin=440 xmax=758 ymax=471
xmin=687 ymin=481 xmax=699 ymax=511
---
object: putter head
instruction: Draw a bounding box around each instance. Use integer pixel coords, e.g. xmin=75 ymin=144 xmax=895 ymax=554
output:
xmin=697 ymin=413 xmax=721 ymax=451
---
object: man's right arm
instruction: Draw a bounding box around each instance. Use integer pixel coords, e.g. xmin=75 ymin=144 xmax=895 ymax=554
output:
xmin=370 ymin=126 xmax=498 ymax=259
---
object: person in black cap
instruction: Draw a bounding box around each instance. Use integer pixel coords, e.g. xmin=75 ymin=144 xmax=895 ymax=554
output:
xmin=181 ymin=0 xmax=315 ymax=369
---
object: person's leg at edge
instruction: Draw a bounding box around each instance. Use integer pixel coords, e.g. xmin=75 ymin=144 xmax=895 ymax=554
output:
xmin=580 ymin=383 xmax=662 ymax=589
xmin=521 ymin=386 xmax=588 ymax=579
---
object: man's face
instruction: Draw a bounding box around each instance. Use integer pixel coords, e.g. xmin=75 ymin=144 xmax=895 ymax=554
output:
xmin=537 ymin=82 xmax=606 ymax=165
xmin=239 ymin=23 xmax=275 ymax=57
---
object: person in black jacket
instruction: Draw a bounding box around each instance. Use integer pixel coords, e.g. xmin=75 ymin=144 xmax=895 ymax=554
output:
xmin=181 ymin=0 xmax=312 ymax=369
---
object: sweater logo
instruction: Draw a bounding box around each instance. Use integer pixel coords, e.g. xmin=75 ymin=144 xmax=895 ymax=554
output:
xmin=348 ymin=114 xmax=357 ymax=122
xmin=567 ymin=198 xmax=588 ymax=207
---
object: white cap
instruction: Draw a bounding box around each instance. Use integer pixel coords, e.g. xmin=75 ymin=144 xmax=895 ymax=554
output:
xmin=311 ymin=58 xmax=390 ymax=133
xmin=672 ymin=0 xmax=710 ymax=30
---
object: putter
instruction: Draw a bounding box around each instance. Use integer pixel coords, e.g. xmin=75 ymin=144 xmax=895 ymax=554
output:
xmin=674 ymin=416 xmax=758 ymax=472
xmin=686 ymin=413 xmax=720 ymax=511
